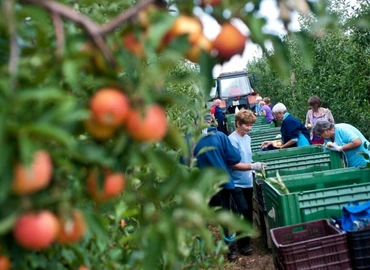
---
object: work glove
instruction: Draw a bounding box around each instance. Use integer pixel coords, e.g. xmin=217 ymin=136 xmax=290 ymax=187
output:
xmin=326 ymin=142 xmax=342 ymax=152
xmin=251 ymin=162 xmax=267 ymax=171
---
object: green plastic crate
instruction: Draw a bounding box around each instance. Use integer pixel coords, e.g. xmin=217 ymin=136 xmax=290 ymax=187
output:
xmin=253 ymin=150 xmax=343 ymax=244
xmin=252 ymin=145 xmax=324 ymax=161
xmin=251 ymin=133 xmax=281 ymax=142
xmin=264 ymin=167 xmax=370 ymax=230
xmin=251 ymin=134 xmax=283 ymax=153
xmin=250 ymin=123 xmax=275 ymax=132
xmin=227 ymin=115 xmax=275 ymax=135
xmin=226 ymin=114 xmax=235 ymax=134
xmin=255 ymin=116 xmax=267 ymax=125
xmin=262 ymin=151 xmax=342 ymax=177
xmin=249 ymin=127 xmax=281 ymax=138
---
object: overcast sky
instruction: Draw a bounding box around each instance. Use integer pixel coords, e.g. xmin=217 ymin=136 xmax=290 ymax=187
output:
xmin=194 ymin=0 xmax=300 ymax=77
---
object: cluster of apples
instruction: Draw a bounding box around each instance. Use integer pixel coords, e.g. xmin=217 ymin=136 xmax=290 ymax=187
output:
xmin=86 ymin=87 xmax=168 ymax=142
xmin=9 ymin=148 xmax=126 ymax=251
xmin=12 ymin=150 xmax=126 ymax=202
xmin=122 ymin=6 xmax=247 ymax=63
xmin=13 ymin=209 xmax=86 ymax=251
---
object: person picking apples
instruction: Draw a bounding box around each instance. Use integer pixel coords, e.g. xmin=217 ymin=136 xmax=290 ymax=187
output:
xmin=313 ymin=120 xmax=370 ymax=167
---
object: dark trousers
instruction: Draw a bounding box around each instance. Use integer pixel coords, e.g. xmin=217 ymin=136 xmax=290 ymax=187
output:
xmin=209 ymin=189 xmax=233 ymax=240
xmin=231 ymin=187 xmax=253 ymax=248
xmin=216 ymin=119 xmax=227 ymax=135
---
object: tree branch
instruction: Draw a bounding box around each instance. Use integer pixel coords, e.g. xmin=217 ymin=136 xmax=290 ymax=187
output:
xmin=5 ymin=0 xmax=19 ymax=90
xmin=21 ymin=0 xmax=101 ymax=35
xmin=20 ymin=0 xmax=158 ymax=66
xmin=99 ymin=0 xmax=156 ymax=35
xmin=51 ymin=12 xmax=64 ymax=58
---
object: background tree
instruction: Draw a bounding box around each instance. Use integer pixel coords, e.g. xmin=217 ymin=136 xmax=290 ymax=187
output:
xmin=248 ymin=0 xmax=370 ymax=138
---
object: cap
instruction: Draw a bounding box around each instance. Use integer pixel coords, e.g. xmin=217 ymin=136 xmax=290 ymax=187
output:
xmin=204 ymin=113 xmax=212 ymax=121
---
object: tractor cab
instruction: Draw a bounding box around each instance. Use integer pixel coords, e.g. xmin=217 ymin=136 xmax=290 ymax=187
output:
xmin=209 ymin=71 xmax=256 ymax=134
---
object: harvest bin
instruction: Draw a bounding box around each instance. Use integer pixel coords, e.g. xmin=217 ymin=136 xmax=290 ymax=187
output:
xmin=250 ymin=122 xmax=275 ymax=132
xmin=250 ymin=132 xmax=281 ymax=144
xmin=250 ymin=132 xmax=281 ymax=143
xmin=251 ymin=134 xmax=283 ymax=153
xmin=347 ymin=228 xmax=370 ymax=269
xmin=254 ymin=115 xmax=267 ymax=125
xmin=264 ymin=167 xmax=370 ymax=230
xmin=252 ymin=146 xmax=338 ymax=205
xmin=253 ymin=149 xmax=342 ymax=206
xmin=271 ymin=219 xmax=351 ymax=270
xmin=252 ymin=145 xmax=325 ymax=162
xmin=260 ymin=151 xmax=342 ymax=178
xmin=249 ymin=127 xmax=281 ymax=138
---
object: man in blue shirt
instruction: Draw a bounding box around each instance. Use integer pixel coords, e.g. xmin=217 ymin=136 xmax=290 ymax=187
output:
xmin=194 ymin=113 xmax=266 ymax=261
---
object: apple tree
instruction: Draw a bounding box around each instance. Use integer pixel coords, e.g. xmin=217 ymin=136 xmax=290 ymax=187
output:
xmin=0 ymin=0 xmax=327 ymax=269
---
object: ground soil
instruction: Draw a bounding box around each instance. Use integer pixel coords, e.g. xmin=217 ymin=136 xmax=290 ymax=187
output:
xmin=222 ymin=226 xmax=275 ymax=270
xmin=219 ymin=200 xmax=275 ymax=270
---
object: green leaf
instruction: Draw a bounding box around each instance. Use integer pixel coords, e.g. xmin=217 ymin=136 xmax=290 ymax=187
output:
xmin=18 ymin=132 xmax=36 ymax=165
xmin=61 ymin=248 xmax=77 ymax=264
xmin=83 ymin=211 xmax=109 ymax=243
xmin=147 ymin=12 xmax=176 ymax=53
xmin=15 ymin=88 xmax=66 ymax=103
xmin=163 ymin=124 xmax=187 ymax=151
xmin=295 ymin=32 xmax=314 ymax=68
xmin=63 ymin=60 xmax=79 ymax=89
xmin=143 ymin=228 xmax=163 ymax=270
xmin=0 ymin=212 xmax=19 ymax=235
xmin=21 ymin=124 xmax=74 ymax=147
xmin=195 ymin=145 xmax=216 ymax=157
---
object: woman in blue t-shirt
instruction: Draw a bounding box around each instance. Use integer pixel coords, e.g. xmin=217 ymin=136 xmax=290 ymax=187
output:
xmin=313 ymin=120 xmax=370 ymax=167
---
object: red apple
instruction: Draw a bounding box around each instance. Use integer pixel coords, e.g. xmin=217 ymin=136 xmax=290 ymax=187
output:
xmin=213 ymin=23 xmax=247 ymax=61
xmin=13 ymin=211 xmax=59 ymax=250
xmin=12 ymin=150 xmax=53 ymax=195
xmin=126 ymin=105 xmax=168 ymax=143
xmin=90 ymin=88 xmax=130 ymax=127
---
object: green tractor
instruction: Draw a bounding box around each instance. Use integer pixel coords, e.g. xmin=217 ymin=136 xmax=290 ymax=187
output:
xmin=208 ymin=70 xmax=259 ymax=134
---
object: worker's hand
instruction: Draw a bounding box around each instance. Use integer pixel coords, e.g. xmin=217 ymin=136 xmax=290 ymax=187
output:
xmin=326 ymin=142 xmax=342 ymax=152
xmin=251 ymin=162 xmax=267 ymax=171
xmin=260 ymin=141 xmax=272 ymax=149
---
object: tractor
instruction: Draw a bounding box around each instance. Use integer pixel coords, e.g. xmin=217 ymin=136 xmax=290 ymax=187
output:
xmin=208 ymin=70 xmax=257 ymax=134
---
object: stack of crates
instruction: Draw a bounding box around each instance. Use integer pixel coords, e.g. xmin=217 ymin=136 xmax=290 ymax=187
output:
xmin=248 ymin=121 xmax=369 ymax=269
xmin=265 ymin=167 xmax=370 ymax=269
xmin=271 ymin=219 xmax=351 ymax=269
xmin=227 ymin=115 xmax=274 ymax=134
xmin=250 ymin=128 xmax=281 ymax=153
xmin=251 ymin=145 xmax=343 ymax=248
xmin=249 ymin=127 xmax=281 ymax=153
xmin=347 ymin=228 xmax=370 ymax=269
xmin=252 ymin=146 xmax=342 ymax=207
xmin=254 ymin=115 xmax=267 ymax=125
xmin=264 ymin=167 xmax=370 ymax=229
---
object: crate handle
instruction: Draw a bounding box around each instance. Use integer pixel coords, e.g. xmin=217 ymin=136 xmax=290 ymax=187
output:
xmin=307 ymin=245 xmax=322 ymax=251
xmin=313 ymin=171 xmax=324 ymax=177
xmin=291 ymin=225 xmax=307 ymax=233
